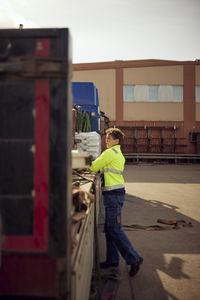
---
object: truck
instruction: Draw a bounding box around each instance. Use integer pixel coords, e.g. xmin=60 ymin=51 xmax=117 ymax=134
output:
xmin=0 ymin=28 xmax=101 ymax=300
xmin=72 ymin=82 xmax=101 ymax=133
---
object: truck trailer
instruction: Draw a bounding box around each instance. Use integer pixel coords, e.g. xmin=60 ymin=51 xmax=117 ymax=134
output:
xmin=0 ymin=28 xmax=100 ymax=300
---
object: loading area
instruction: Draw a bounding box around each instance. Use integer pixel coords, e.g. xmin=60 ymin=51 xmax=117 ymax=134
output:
xmin=97 ymin=164 xmax=200 ymax=300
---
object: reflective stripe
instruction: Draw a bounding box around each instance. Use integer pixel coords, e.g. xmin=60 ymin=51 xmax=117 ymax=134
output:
xmin=103 ymin=184 xmax=125 ymax=191
xmin=112 ymin=148 xmax=118 ymax=154
xmin=103 ymin=168 xmax=123 ymax=175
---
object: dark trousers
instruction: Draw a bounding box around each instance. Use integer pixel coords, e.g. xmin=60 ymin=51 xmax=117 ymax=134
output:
xmin=103 ymin=190 xmax=140 ymax=265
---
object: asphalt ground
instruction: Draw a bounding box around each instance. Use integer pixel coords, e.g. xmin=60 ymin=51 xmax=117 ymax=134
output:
xmin=97 ymin=164 xmax=200 ymax=300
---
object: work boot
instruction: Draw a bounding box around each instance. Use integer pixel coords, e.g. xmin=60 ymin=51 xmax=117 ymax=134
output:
xmin=129 ymin=257 xmax=143 ymax=277
xmin=100 ymin=261 xmax=119 ymax=269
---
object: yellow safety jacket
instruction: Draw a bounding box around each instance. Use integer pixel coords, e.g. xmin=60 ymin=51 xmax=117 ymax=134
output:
xmin=89 ymin=145 xmax=125 ymax=191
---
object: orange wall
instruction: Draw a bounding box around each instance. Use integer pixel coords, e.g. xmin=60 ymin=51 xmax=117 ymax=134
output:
xmin=196 ymin=66 xmax=200 ymax=121
xmin=183 ymin=65 xmax=196 ymax=153
xmin=196 ymin=66 xmax=200 ymax=84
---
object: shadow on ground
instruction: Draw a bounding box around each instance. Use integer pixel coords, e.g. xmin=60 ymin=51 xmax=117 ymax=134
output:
xmin=115 ymin=193 xmax=200 ymax=300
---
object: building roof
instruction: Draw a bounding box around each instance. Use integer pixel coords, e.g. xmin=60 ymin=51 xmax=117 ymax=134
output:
xmin=73 ymin=59 xmax=200 ymax=71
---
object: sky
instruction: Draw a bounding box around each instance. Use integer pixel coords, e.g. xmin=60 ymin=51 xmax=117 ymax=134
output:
xmin=0 ymin=0 xmax=200 ymax=64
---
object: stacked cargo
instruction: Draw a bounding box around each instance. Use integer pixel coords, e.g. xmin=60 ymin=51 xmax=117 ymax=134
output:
xmin=75 ymin=131 xmax=101 ymax=159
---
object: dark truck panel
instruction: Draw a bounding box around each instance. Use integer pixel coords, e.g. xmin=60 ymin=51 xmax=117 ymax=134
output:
xmin=0 ymin=28 xmax=72 ymax=298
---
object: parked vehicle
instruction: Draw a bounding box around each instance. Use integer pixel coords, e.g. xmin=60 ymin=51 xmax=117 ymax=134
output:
xmin=72 ymin=81 xmax=101 ymax=133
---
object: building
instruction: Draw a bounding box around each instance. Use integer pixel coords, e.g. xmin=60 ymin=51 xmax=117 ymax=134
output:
xmin=73 ymin=59 xmax=200 ymax=154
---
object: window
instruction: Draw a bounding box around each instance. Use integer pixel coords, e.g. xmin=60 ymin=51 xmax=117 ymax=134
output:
xmin=149 ymin=86 xmax=158 ymax=101
xmin=158 ymin=85 xmax=173 ymax=102
xmin=196 ymin=86 xmax=200 ymax=102
xmin=123 ymin=85 xmax=134 ymax=101
xmin=158 ymin=85 xmax=182 ymax=102
xmin=173 ymin=86 xmax=183 ymax=101
xmin=134 ymin=85 xmax=148 ymax=101
xmin=123 ymin=85 xmax=183 ymax=102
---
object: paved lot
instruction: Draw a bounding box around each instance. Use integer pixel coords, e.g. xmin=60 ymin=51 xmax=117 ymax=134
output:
xmin=98 ymin=164 xmax=200 ymax=300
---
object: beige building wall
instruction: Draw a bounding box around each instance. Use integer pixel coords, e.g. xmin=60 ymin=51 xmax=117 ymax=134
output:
xmin=73 ymin=64 xmax=199 ymax=122
xmin=196 ymin=66 xmax=200 ymax=121
xmin=124 ymin=65 xmax=183 ymax=85
xmin=123 ymin=65 xmax=184 ymax=121
xmin=196 ymin=104 xmax=200 ymax=121
xmin=72 ymin=69 xmax=116 ymax=120
xmin=124 ymin=103 xmax=183 ymax=121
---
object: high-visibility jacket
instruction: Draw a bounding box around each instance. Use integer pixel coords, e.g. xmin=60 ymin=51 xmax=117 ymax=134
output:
xmin=89 ymin=145 xmax=125 ymax=191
